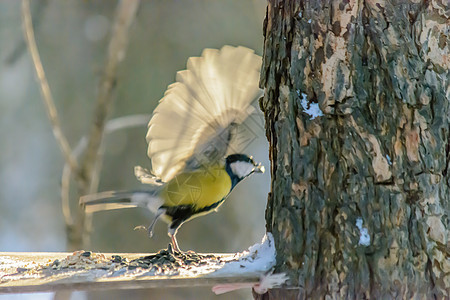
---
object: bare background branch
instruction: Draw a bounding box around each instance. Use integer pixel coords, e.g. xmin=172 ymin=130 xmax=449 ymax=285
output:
xmin=71 ymin=0 xmax=141 ymax=250
xmin=80 ymin=0 xmax=141 ymax=194
xmin=60 ymin=114 xmax=150 ymax=243
xmin=5 ymin=0 xmax=47 ymax=65
xmin=21 ymin=0 xmax=79 ymax=175
xmin=21 ymin=0 xmax=141 ymax=250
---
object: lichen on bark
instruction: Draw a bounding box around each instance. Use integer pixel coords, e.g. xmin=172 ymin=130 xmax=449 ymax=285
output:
xmin=259 ymin=0 xmax=449 ymax=299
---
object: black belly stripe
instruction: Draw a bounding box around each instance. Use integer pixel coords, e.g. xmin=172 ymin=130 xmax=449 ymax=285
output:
xmin=162 ymin=205 xmax=195 ymax=223
xmin=162 ymin=197 xmax=227 ymax=230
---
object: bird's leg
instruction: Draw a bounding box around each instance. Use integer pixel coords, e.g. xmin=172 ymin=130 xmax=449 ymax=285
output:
xmin=147 ymin=208 xmax=164 ymax=238
xmin=169 ymin=233 xmax=181 ymax=253
xmin=168 ymin=221 xmax=182 ymax=252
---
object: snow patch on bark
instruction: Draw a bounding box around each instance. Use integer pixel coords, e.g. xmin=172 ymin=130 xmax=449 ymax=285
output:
xmin=298 ymin=91 xmax=323 ymax=120
xmin=356 ymin=217 xmax=371 ymax=246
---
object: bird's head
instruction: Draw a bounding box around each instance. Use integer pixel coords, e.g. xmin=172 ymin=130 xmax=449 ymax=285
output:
xmin=225 ymin=154 xmax=264 ymax=187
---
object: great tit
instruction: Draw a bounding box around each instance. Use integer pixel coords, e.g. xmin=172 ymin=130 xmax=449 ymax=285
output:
xmin=80 ymin=46 xmax=264 ymax=251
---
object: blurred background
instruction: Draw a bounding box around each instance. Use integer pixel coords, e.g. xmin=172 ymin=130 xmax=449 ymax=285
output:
xmin=0 ymin=0 xmax=268 ymax=299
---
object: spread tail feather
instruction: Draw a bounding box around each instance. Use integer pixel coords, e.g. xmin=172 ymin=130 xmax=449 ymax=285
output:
xmin=80 ymin=190 xmax=163 ymax=214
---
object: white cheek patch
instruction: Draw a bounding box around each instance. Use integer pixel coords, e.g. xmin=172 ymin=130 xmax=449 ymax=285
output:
xmin=230 ymin=161 xmax=254 ymax=179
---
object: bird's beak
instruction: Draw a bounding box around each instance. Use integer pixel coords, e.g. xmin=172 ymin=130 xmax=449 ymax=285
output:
xmin=254 ymin=163 xmax=265 ymax=174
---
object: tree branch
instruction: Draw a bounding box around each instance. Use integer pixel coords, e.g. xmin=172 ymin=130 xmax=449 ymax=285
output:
xmin=21 ymin=0 xmax=79 ymax=174
xmin=60 ymin=115 xmax=150 ymax=231
xmin=80 ymin=0 xmax=140 ymax=193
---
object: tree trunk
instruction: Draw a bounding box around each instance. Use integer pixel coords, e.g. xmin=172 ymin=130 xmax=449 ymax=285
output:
xmin=257 ymin=0 xmax=449 ymax=299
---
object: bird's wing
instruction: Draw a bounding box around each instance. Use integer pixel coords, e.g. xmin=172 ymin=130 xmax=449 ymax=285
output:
xmin=146 ymin=45 xmax=263 ymax=182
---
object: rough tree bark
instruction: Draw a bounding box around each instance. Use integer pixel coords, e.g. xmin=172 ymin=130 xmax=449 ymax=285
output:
xmin=257 ymin=0 xmax=448 ymax=299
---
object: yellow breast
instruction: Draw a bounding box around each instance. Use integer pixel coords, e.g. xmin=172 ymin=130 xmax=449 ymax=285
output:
xmin=160 ymin=166 xmax=232 ymax=210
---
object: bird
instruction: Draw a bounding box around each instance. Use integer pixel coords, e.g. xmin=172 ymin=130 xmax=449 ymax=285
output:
xmin=80 ymin=45 xmax=265 ymax=252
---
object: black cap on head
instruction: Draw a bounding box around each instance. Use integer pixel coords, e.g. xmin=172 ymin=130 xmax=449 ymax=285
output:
xmin=226 ymin=154 xmax=255 ymax=165
xmin=225 ymin=154 xmax=264 ymax=188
